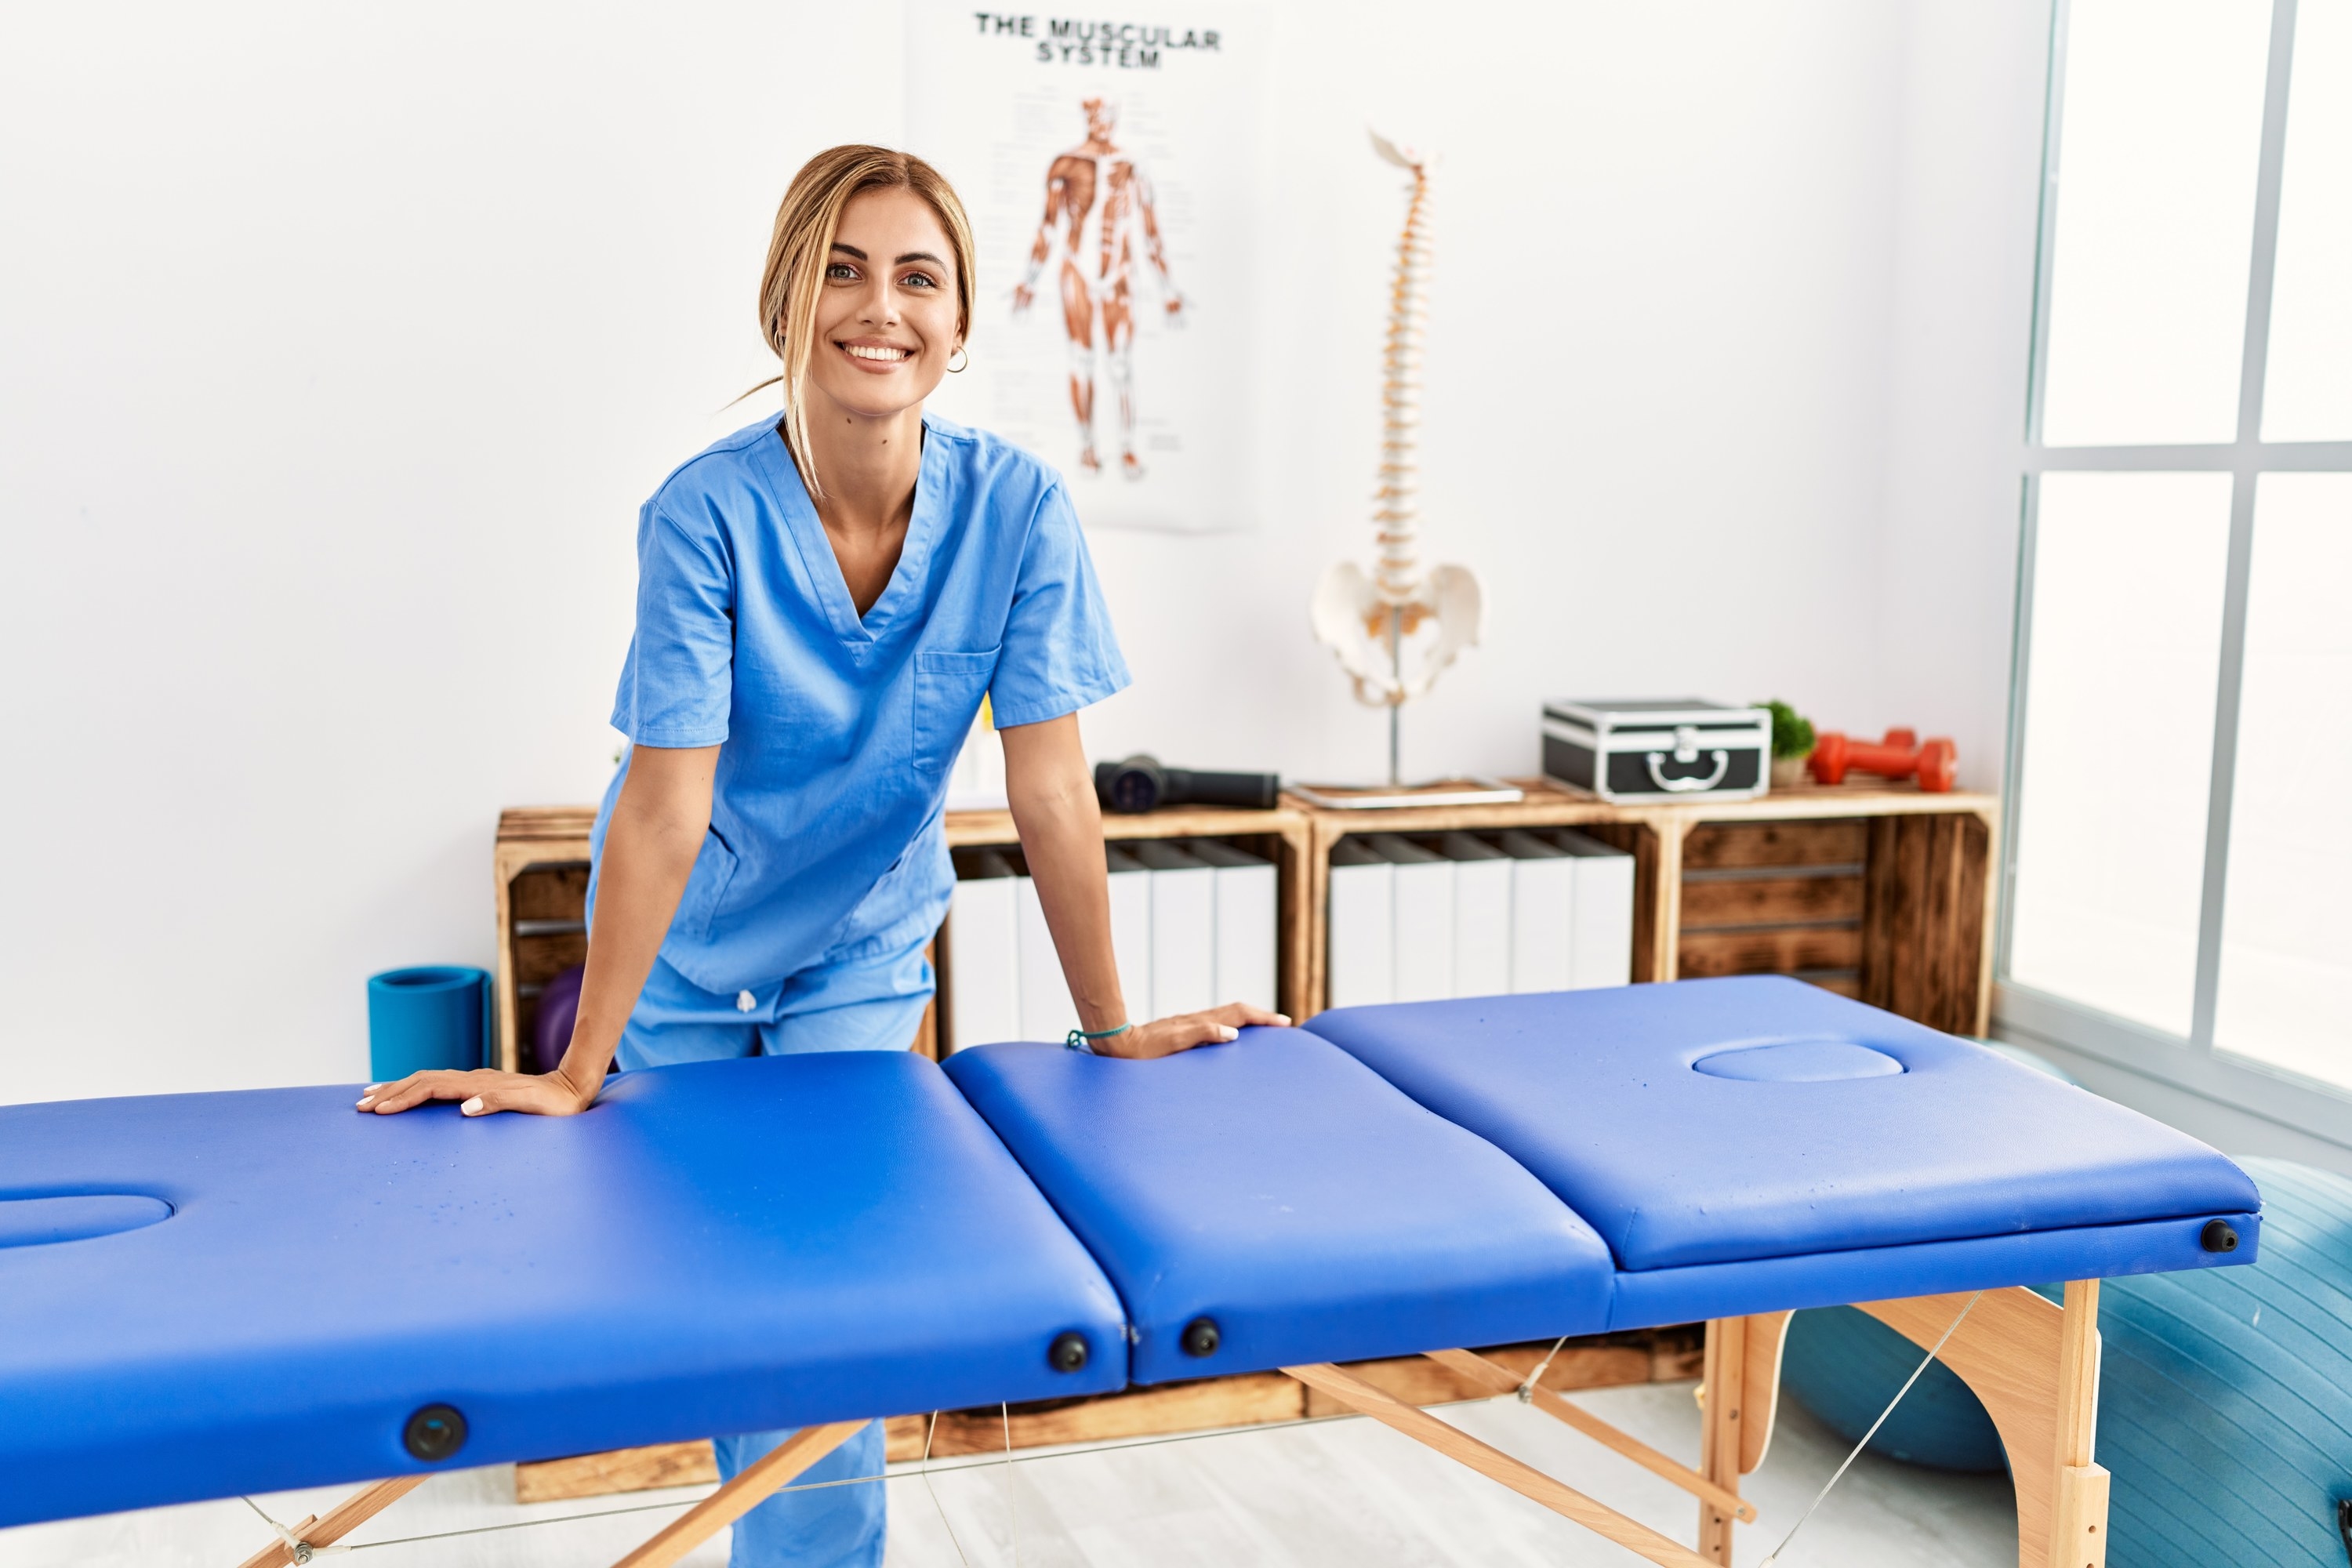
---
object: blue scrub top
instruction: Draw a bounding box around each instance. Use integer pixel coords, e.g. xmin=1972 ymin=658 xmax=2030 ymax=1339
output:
xmin=590 ymin=411 xmax=1129 ymax=997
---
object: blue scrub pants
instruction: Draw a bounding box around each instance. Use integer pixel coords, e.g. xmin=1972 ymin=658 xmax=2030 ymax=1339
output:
xmin=618 ymin=934 xmax=935 ymax=1568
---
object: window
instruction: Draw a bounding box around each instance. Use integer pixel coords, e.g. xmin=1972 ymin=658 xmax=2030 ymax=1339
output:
xmin=2003 ymin=0 xmax=2352 ymax=1138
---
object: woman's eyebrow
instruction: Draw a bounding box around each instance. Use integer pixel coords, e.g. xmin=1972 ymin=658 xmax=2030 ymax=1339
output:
xmin=831 ymin=241 xmax=868 ymax=260
xmin=895 ymin=250 xmax=946 ymax=267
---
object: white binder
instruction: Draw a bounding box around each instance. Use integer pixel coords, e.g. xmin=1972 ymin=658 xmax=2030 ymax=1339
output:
xmin=946 ymin=850 xmax=1021 ymax=1052
xmin=1133 ymin=840 xmax=1216 ymax=1018
xmin=1368 ymin=834 xmax=1454 ymax=1003
xmin=1103 ymin=844 xmax=1155 ymax=1024
xmin=1325 ymin=837 xmax=1395 ymax=1010
xmin=1495 ymin=830 xmax=1575 ymax=993
xmin=1553 ymin=829 xmax=1635 ymax=989
xmin=1187 ymin=839 xmax=1278 ymax=1014
xmin=1439 ymin=833 xmax=1512 ymax=1000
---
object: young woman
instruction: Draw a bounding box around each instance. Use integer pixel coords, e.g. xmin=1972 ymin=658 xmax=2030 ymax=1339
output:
xmin=355 ymin=145 xmax=1283 ymax=1568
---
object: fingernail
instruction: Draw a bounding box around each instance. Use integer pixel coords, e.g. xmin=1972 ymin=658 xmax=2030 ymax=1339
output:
xmin=461 ymin=1097 xmax=485 ymax=1115
xmin=355 ymin=1097 xmax=374 ymax=1109
xmin=1274 ymin=1015 xmax=1293 ymax=1026
xmin=1218 ymin=1026 xmax=1239 ymax=1041
xmin=365 ymin=1083 xmax=384 ymax=1093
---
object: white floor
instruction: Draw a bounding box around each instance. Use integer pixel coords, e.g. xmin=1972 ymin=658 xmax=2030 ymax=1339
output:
xmin=0 ymin=1384 xmax=2015 ymax=1568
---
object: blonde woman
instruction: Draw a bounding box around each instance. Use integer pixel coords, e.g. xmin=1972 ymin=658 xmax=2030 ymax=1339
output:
xmin=356 ymin=146 xmax=1283 ymax=1566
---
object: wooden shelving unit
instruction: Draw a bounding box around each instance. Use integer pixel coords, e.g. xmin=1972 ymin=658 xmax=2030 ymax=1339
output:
xmin=940 ymin=801 xmax=1315 ymax=1047
xmin=492 ymin=806 xmax=597 ymax=1074
xmin=1289 ymin=776 xmax=1998 ymax=1035
xmin=492 ymin=777 xmax=1998 ymax=1069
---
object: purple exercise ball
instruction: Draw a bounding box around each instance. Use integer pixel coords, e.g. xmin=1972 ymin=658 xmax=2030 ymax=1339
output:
xmin=532 ymin=965 xmax=584 ymax=1076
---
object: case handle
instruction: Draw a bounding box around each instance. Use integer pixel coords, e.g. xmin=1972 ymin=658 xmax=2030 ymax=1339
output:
xmin=1646 ymin=742 xmax=1731 ymax=793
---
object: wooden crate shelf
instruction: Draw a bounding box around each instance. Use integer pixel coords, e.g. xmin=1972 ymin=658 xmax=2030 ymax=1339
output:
xmin=938 ymin=803 xmax=1315 ymax=1051
xmin=495 ymin=778 xmax=1998 ymax=1066
xmin=1287 ymin=776 xmax=1997 ymax=1034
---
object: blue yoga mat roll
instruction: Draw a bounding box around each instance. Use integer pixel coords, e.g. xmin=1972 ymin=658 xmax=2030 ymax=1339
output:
xmin=367 ymin=967 xmax=490 ymax=1081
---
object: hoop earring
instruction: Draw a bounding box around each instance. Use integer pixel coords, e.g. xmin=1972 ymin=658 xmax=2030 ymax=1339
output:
xmin=947 ymin=346 xmax=970 ymax=374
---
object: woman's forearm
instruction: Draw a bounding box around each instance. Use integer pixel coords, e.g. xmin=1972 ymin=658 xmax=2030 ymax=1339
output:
xmin=1002 ymin=715 xmax=1127 ymax=1034
xmin=561 ymin=746 xmax=718 ymax=1097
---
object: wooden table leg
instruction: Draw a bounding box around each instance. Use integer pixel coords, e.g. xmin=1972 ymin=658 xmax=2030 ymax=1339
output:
xmin=611 ymin=1420 xmax=866 ymax=1568
xmin=235 ymin=1475 xmax=426 ymax=1568
xmin=1285 ymin=1362 xmax=1713 ymax=1568
xmin=1696 ymin=1317 xmax=1747 ymax=1564
xmin=1861 ymin=1281 xmax=2107 ymax=1568
xmin=2049 ymin=1280 xmax=2109 ymax=1568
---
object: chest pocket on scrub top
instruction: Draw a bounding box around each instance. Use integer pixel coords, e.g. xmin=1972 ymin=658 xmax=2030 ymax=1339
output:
xmin=913 ymin=648 xmax=1000 ymax=773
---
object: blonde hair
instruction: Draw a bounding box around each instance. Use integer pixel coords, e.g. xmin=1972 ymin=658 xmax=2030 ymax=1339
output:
xmin=753 ymin=145 xmax=976 ymax=498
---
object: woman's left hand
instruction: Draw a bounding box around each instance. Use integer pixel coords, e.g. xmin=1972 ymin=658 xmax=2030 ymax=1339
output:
xmin=1094 ymin=1003 xmax=1288 ymax=1060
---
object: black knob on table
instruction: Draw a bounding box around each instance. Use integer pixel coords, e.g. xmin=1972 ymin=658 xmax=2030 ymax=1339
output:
xmin=403 ymin=1403 xmax=468 ymax=1462
xmin=2201 ymin=1218 xmax=2240 ymax=1254
xmin=1181 ymin=1317 xmax=1221 ymax=1358
xmin=1049 ymin=1331 xmax=1091 ymax=1372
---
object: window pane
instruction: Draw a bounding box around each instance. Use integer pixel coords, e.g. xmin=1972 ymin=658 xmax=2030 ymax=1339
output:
xmin=2215 ymin=475 xmax=2352 ymax=1084
xmin=2010 ymin=473 xmax=2231 ymax=1034
xmin=2038 ymin=0 xmax=2271 ymax=446
xmin=2262 ymin=0 xmax=2352 ymax=441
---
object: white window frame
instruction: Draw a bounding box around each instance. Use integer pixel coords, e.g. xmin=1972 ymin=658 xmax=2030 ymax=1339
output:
xmin=2001 ymin=0 xmax=2352 ymax=1145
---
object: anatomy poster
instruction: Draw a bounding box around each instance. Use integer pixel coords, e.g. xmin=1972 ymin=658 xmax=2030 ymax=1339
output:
xmin=906 ymin=3 xmax=1262 ymax=532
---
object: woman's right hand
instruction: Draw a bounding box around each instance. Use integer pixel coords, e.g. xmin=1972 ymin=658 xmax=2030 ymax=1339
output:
xmin=1096 ymin=1003 xmax=1289 ymax=1061
xmin=356 ymin=1066 xmax=598 ymax=1118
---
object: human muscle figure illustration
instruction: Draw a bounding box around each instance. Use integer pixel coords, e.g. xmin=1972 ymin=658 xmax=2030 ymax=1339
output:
xmin=1013 ymin=98 xmax=1182 ymax=478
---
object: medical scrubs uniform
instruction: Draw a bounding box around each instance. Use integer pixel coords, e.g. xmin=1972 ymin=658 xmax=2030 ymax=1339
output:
xmin=589 ymin=411 xmax=1127 ymax=1567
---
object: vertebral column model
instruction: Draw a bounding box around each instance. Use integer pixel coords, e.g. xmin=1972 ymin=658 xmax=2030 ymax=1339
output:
xmin=1309 ymin=133 xmax=1483 ymax=785
xmin=1014 ymin=97 xmax=1183 ymax=479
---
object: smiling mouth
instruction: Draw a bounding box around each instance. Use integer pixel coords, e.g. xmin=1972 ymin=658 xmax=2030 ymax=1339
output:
xmin=839 ymin=342 xmax=913 ymax=363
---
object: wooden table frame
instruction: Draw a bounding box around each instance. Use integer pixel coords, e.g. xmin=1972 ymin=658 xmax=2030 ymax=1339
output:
xmin=236 ymin=1280 xmax=2104 ymax=1568
xmin=1288 ymin=1279 xmax=2102 ymax=1568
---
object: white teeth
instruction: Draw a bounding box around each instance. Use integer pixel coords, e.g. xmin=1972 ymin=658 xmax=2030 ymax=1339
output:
xmin=845 ymin=344 xmax=908 ymax=361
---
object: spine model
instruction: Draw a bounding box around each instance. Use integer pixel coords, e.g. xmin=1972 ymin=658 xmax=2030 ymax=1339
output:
xmin=1310 ymin=132 xmax=1483 ymax=782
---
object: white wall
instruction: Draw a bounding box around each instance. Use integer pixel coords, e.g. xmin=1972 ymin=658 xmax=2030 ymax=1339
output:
xmin=0 ymin=0 xmax=2052 ymax=1102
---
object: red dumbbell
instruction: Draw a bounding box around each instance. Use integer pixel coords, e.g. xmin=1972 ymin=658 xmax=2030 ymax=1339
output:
xmin=1807 ymin=729 xmax=1958 ymax=793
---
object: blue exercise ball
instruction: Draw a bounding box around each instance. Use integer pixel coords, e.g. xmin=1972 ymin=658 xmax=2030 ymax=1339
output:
xmin=2099 ymin=1156 xmax=2352 ymax=1568
xmin=1778 ymin=1304 xmax=2006 ymax=1472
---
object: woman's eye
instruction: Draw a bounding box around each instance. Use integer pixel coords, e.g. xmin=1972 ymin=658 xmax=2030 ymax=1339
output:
xmin=826 ymin=263 xmax=858 ymax=281
xmin=902 ymin=270 xmax=938 ymax=289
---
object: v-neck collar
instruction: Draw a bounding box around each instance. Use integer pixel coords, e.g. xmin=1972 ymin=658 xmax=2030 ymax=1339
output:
xmin=760 ymin=416 xmax=943 ymax=647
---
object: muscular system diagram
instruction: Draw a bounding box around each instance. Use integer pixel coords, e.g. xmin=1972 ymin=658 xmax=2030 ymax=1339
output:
xmin=1012 ymin=97 xmax=1184 ymax=479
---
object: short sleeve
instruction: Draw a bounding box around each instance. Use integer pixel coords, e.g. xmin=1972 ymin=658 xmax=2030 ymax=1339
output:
xmin=988 ymin=482 xmax=1131 ymax=728
xmin=610 ymin=505 xmax=735 ymax=747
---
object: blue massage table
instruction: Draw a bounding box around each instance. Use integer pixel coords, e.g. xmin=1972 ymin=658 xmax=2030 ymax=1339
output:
xmin=0 ymin=978 xmax=2258 ymax=1568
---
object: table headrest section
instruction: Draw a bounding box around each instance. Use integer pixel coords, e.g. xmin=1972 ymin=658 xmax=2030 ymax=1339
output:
xmin=1308 ymin=978 xmax=2263 ymax=1273
xmin=0 ymin=1052 xmax=1126 ymax=1528
xmin=944 ymin=1028 xmax=1616 ymax=1384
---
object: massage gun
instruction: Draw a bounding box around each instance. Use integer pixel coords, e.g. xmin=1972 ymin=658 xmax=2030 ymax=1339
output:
xmin=1094 ymin=755 xmax=1280 ymax=814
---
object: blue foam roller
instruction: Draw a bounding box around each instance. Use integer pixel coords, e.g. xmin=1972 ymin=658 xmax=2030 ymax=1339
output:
xmin=1779 ymin=1304 xmax=2007 ymax=1472
xmin=367 ymin=967 xmax=488 ymax=1081
xmin=2098 ymin=1157 xmax=2352 ymax=1568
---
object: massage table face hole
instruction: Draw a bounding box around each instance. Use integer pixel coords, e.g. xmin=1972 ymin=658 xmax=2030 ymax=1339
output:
xmin=1690 ymin=1040 xmax=1906 ymax=1082
xmin=0 ymin=1193 xmax=175 ymax=1248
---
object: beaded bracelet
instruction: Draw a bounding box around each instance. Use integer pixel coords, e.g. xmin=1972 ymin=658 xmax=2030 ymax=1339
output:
xmin=1065 ymin=1023 xmax=1133 ymax=1054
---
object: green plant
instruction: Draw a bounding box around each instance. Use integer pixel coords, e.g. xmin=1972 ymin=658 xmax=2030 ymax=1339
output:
xmin=1762 ymin=699 xmax=1816 ymax=760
